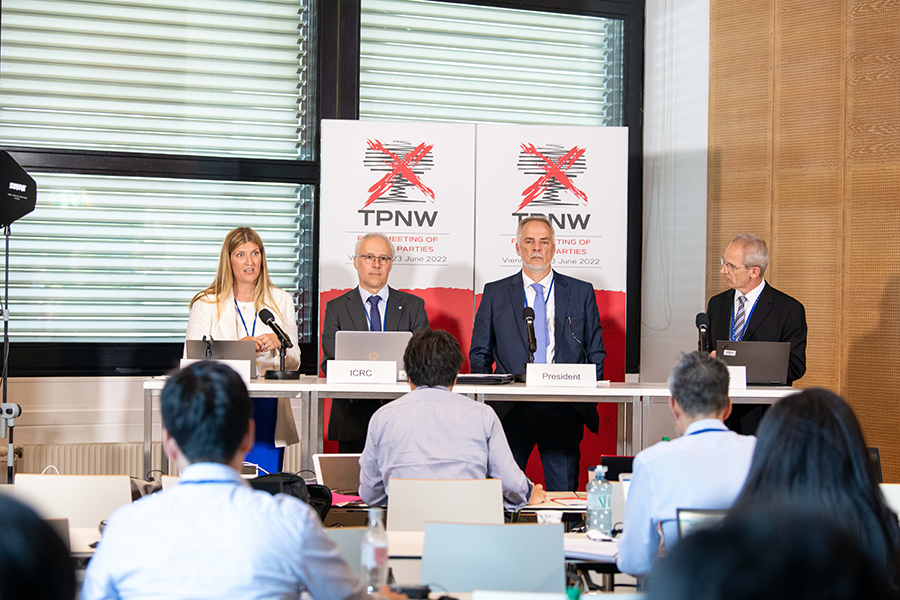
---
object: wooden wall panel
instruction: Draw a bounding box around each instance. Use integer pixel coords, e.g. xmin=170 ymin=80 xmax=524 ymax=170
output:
xmin=773 ymin=172 xmax=842 ymax=392
xmin=844 ymin=168 xmax=900 ymax=483
xmin=710 ymin=0 xmax=900 ymax=480
xmin=708 ymin=0 xmax=774 ymax=299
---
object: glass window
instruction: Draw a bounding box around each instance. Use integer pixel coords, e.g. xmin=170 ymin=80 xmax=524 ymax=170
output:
xmin=9 ymin=173 xmax=315 ymax=343
xmin=359 ymin=0 xmax=624 ymax=126
xmin=0 ymin=0 xmax=317 ymax=159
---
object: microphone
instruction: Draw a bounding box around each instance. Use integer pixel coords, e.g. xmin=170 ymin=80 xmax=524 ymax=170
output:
xmin=202 ymin=335 xmax=214 ymax=359
xmin=696 ymin=312 xmax=710 ymax=354
xmin=258 ymin=309 xmax=293 ymax=349
xmin=522 ymin=307 xmax=538 ymax=355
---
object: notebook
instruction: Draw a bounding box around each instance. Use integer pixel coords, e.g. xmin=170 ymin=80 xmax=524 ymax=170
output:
xmin=334 ymin=331 xmax=412 ymax=380
xmin=184 ymin=339 xmax=257 ymax=379
xmin=313 ymin=453 xmax=362 ymax=495
xmin=716 ymin=340 xmax=791 ymax=385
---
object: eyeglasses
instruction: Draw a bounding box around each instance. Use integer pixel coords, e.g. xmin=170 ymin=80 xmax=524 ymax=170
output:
xmin=356 ymin=254 xmax=394 ymax=265
xmin=720 ymin=257 xmax=749 ymax=272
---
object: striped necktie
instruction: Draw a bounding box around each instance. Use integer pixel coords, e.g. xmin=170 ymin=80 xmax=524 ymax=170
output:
xmin=733 ymin=294 xmax=747 ymax=340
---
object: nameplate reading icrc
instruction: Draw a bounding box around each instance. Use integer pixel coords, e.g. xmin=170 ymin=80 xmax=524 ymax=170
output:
xmin=526 ymin=363 xmax=597 ymax=387
xmin=327 ymin=360 xmax=396 ymax=384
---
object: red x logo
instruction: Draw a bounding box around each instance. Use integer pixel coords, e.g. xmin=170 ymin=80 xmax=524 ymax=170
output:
xmin=517 ymin=143 xmax=588 ymax=211
xmin=364 ymin=139 xmax=435 ymax=207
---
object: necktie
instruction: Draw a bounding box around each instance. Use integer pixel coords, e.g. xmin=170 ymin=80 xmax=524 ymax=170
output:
xmin=531 ymin=283 xmax=549 ymax=363
xmin=367 ymin=295 xmax=382 ymax=332
xmin=733 ymin=294 xmax=746 ymax=340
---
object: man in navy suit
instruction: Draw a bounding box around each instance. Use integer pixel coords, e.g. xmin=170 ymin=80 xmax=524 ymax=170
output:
xmin=321 ymin=233 xmax=429 ymax=453
xmin=470 ymin=216 xmax=606 ymax=491
xmin=706 ymin=232 xmax=807 ymax=432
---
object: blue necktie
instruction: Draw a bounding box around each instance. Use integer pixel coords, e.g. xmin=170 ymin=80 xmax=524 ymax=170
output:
xmin=531 ymin=283 xmax=549 ymax=363
xmin=367 ymin=295 xmax=382 ymax=332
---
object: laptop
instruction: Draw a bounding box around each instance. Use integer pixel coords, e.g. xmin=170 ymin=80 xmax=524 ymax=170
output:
xmin=600 ymin=455 xmax=634 ymax=482
xmin=334 ymin=331 xmax=412 ymax=380
xmin=313 ymin=453 xmax=362 ymax=495
xmin=184 ymin=339 xmax=257 ymax=379
xmin=716 ymin=340 xmax=791 ymax=385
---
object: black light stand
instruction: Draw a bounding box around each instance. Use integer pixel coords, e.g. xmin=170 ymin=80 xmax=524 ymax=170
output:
xmin=0 ymin=151 xmax=38 ymax=483
xmin=1 ymin=227 xmax=22 ymax=484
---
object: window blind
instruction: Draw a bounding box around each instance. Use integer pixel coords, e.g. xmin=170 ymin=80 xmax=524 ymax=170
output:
xmin=359 ymin=0 xmax=624 ymax=126
xmin=0 ymin=0 xmax=315 ymax=159
xmin=6 ymin=173 xmax=314 ymax=343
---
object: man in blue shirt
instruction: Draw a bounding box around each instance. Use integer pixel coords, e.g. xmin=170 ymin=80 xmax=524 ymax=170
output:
xmin=616 ymin=352 xmax=756 ymax=576
xmin=83 ymin=361 xmax=401 ymax=600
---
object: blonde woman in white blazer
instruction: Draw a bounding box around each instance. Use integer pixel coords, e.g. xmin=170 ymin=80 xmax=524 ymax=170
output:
xmin=185 ymin=227 xmax=300 ymax=472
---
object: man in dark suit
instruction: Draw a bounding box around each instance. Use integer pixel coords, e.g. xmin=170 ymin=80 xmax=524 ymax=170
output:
xmin=706 ymin=232 xmax=807 ymax=432
xmin=321 ymin=232 xmax=429 ymax=453
xmin=470 ymin=216 xmax=606 ymax=491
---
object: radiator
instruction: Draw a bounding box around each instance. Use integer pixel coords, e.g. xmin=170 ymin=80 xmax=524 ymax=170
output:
xmin=19 ymin=442 xmax=305 ymax=479
xmin=18 ymin=443 xmax=170 ymax=479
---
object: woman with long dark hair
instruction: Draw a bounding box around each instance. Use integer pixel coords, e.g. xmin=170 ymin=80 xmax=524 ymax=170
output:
xmin=730 ymin=388 xmax=900 ymax=588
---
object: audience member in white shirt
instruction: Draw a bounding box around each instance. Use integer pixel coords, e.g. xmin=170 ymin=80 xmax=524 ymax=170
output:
xmin=616 ymin=352 xmax=756 ymax=576
xmin=82 ymin=361 xmax=406 ymax=600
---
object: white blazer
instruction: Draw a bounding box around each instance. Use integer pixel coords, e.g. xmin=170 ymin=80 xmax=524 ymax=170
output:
xmin=185 ymin=287 xmax=301 ymax=447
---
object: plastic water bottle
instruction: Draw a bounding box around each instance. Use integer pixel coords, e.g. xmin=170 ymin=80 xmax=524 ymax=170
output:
xmin=586 ymin=465 xmax=613 ymax=539
xmin=361 ymin=507 xmax=389 ymax=594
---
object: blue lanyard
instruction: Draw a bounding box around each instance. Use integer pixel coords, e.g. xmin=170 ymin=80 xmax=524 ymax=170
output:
xmin=234 ymin=297 xmax=257 ymax=337
xmin=688 ymin=428 xmax=729 ymax=436
xmin=523 ymin=275 xmax=555 ymax=310
xmin=729 ymin=292 xmax=759 ymax=341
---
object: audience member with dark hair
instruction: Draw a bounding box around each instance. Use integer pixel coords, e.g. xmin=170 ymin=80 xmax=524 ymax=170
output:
xmin=617 ymin=352 xmax=756 ymax=576
xmin=0 ymin=495 xmax=75 ymax=600
xmin=82 ymin=361 xmax=404 ymax=600
xmin=730 ymin=388 xmax=900 ymax=589
xmin=359 ymin=328 xmax=545 ymax=509
xmin=649 ymin=508 xmax=895 ymax=600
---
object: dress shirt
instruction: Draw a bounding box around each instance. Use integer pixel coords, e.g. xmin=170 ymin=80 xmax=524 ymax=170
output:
xmin=522 ymin=271 xmax=556 ymax=362
xmin=359 ymin=386 xmax=533 ymax=510
xmin=358 ymin=285 xmax=389 ymax=332
xmin=616 ymin=419 xmax=756 ymax=576
xmin=731 ymin=279 xmax=766 ymax=340
xmin=82 ymin=463 xmax=366 ymax=600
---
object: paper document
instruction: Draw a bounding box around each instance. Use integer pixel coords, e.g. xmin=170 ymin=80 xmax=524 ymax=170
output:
xmin=564 ymin=533 xmax=618 ymax=562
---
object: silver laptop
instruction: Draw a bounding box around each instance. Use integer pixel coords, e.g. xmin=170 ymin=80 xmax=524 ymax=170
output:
xmin=334 ymin=331 xmax=412 ymax=380
xmin=184 ymin=339 xmax=257 ymax=379
xmin=313 ymin=453 xmax=362 ymax=495
xmin=717 ymin=340 xmax=791 ymax=385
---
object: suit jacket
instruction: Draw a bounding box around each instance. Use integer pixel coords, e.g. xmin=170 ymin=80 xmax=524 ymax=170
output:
xmin=469 ymin=270 xmax=606 ymax=433
xmin=706 ymin=282 xmax=807 ymax=384
xmin=321 ymin=286 xmax=429 ymax=441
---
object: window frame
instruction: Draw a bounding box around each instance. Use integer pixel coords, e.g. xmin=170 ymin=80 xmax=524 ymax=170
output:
xmin=2 ymin=0 xmax=643 ymax=376
xmin=325 ymin=0 xmax=644 ymax=373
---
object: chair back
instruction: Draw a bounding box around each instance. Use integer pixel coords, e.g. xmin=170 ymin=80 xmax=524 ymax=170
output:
xmin=325 ymin=527 xmax=367 ymax=579
xmin=161 ymin=475 xmax=179 ymax=490
xmin=14 ymin=474 xmax=132 ymax=529
xmin=421 ymin=522 xmax=565 ymax=593
xmin=386 ymin=478 xmax=503 ymax=532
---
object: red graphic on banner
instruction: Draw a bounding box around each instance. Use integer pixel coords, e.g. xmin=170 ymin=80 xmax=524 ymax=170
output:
xmin=518 ymin=143 xmax=588 ymax=211
xmin=364 ymin=139 xmax=435 ymax=207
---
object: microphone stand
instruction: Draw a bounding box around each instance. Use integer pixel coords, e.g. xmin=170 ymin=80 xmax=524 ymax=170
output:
xmin=264 ymin=328 xmax=300 ymax=380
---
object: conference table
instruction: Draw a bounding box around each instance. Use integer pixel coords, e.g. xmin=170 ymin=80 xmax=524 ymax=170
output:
xmin=142 ymin=377 xmax=797 ymax=478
